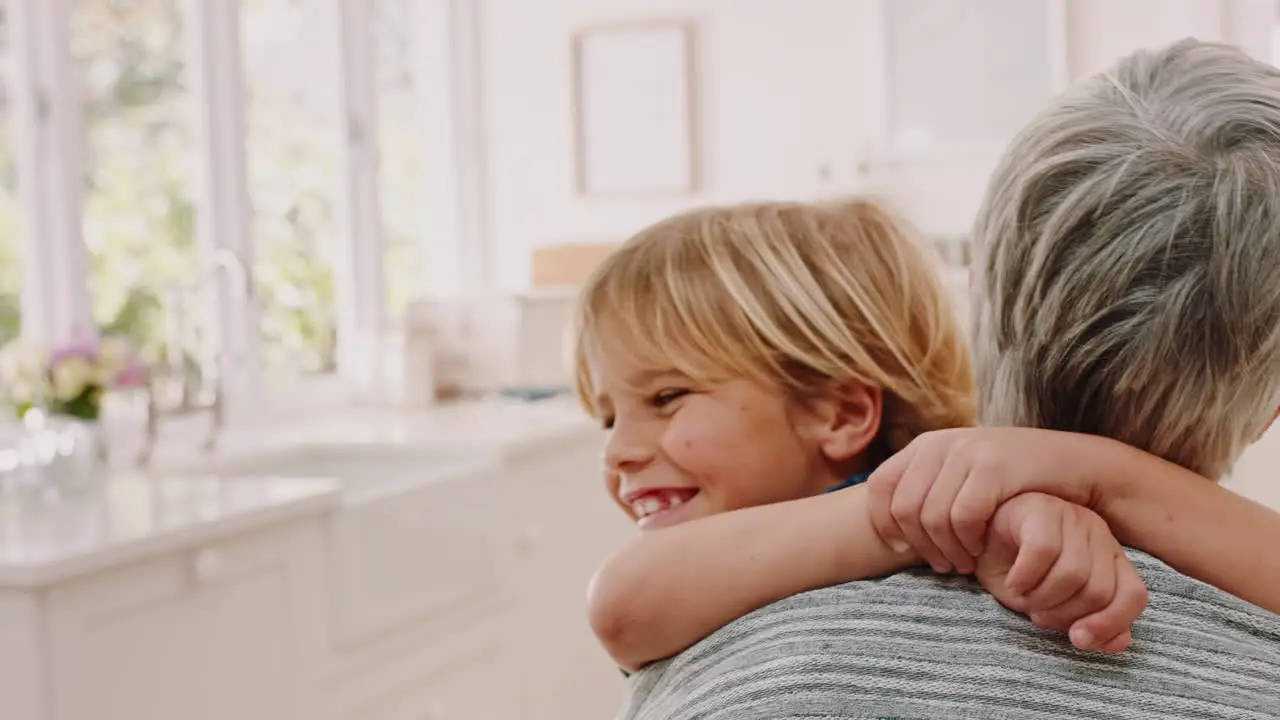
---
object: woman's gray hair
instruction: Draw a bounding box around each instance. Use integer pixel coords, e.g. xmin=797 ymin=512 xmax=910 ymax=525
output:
xmin=972 ymin=39 xmax=1280 ymax=479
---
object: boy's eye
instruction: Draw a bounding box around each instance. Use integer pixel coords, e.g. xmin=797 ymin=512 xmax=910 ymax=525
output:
xmin=650 ymin=388 xmax=689 ymax=408
xmin=600 ymin=415 xmax=615 ymax=431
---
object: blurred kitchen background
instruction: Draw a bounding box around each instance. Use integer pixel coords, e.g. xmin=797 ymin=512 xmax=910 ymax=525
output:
xmin=0 ymin=1 xmax=1276 ymax=719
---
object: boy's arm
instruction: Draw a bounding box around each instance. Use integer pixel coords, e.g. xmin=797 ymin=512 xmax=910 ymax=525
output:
xmin=1092 ymin=445 xmax=1278 ymax=611
xmin=589 ymin=479 xmax=1148 ymax=671
xmin=587 ymin=486 xmax=916 ymax=672
xmin=868 ymin=428 xmax=1280 ymax=613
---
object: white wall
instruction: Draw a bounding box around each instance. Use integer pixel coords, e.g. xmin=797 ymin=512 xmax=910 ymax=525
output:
xmin=1066 ymin=0 xmax=1226 ymax=79
xmin=475 ymin=0 xmax=876 ymax=290
xmin=433 ymin=0 xmax=1280 ymax=495
xmin=1231 ymin=421 xmax=1280 ymax=506
xmin=434 ymin=0 xmax=1277 ymax=292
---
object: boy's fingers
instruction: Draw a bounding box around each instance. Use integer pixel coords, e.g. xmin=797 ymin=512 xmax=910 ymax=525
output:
xmin=1095 ymin=557 xmax=1149 ymax=636
xmin=1070 ymin=624 xmax=1132 ymax=653
xmin=1067 ymin=554 xmax=1148 ymax=653
xmin=1073 ymin=627 xmax=1133 ymax=654
xmin=1025 ymin=511 xmax=1102 ymax=611
xmin=1100 ymin=630 xmax=1134 ymax=653
xmin=867 ymin=450 xmax=911 ymax=552
xmin=919 ymin=458 xmax=978 ymax=574
xmin=1029 ymin=512 xmax=1120 ymax=629
xmin=1003 ymin=505 xmax=1061 ymax=596
xmin=951 ymin=477 xmax=1004 ymax=558
xmin=890 ymin=449 xmax=953 ymax=573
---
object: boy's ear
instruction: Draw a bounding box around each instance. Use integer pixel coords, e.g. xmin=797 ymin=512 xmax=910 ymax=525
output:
xmin=810 ymin=382 xmax=882 ymax=462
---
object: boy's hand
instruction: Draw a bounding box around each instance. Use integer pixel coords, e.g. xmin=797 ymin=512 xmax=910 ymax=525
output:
xmin=866 ymin=428 xmax=1114 ymax=575
xmin=976 ymin=493 xmax=1149 ymax=653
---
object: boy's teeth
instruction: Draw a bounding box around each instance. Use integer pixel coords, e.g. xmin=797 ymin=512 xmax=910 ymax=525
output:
xmin=633 ymin=491 xmax=689 ymax=519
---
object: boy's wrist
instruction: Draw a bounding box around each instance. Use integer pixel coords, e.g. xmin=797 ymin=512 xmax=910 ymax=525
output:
xmin=1082 ymin=437 xmax=1161 ymax=541
xmin=846 ymin=487 xmax=922 ymax=568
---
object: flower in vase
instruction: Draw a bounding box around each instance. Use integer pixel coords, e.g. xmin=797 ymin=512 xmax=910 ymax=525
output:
xmin=98 ymin=336 xmax=147 ymax=389
xmin=0 ymin=340 xmax=48 ymax=413
xmin=52 ymin=355 xmax=94 ymax=402
xmin=0 ymin=335 xmax=148 ymax=421
xmin=96 ymin=336 xmax=132 ymax=374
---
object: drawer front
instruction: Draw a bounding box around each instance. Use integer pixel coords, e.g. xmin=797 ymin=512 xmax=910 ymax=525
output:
xmin=327 ymin=616 xmax=512 ymax=720
xmin=47 ymin=521 xmax=327 ymax=720
xmin=328 ymin=462 xmax=520 ymax=649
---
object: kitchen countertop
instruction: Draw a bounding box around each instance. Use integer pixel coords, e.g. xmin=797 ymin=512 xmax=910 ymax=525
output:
xmin=0 ymin=397 xmax=598 ymax=590
xmin=1 ymin=392 xmax=1269 ymax=590
xmin=0 ymin=473 xmax=341 ymax=589
xmin=262 ymin=395 xmax=598 ymax=456
xmin=133 ymin=396 xmax=600 ymax=473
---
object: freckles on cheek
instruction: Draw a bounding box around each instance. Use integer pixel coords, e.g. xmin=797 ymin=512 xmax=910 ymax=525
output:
xmin=665 ymin=429 xmax=697 ymax=457
xmin=664 ymin=424 xmax=712 ymax=464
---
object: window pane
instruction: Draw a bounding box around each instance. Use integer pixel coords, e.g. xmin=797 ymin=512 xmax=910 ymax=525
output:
xmin=241 ymin=0 xmax=339 ymax=378
xmin=374 ymin=0 xmax=426 ymax=322
xmin=0 ymin=3 xmax=21 ymax=345
xmin=72 ymin=0 xmax=196 ymax=353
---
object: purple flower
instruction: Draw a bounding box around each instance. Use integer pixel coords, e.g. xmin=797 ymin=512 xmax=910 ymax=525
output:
xmin=115 ymin=358 xmax=147 ymax=389
xmin=50 ymin=338 xmax=100 ymax=366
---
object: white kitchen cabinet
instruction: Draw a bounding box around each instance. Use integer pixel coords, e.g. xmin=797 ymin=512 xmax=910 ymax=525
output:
xmin=323 ymin=598 xmax=513 ymax=720
xmin=0 ymin=472 xmax=338 ymax=720
xmin=1 ymin=401 xmax=631 ymax=720
xmin=44 ymin=519 xmax=329 ymax=720
xmin=320 ymin=423 xmax=632 ymax=720
xmin=499 ymin=433 xmax=634 ymax=720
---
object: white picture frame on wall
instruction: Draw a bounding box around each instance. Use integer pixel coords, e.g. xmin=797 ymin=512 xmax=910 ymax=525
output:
xmin=571 ymin=20 xmax=699 ymax=197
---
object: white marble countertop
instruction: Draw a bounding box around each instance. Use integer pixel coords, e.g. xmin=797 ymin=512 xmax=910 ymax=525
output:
xmin=133 ymin=396 xmax=600 ymax=473
xmin=0 ymin=473 xmax=341 ymax=589
xmin=0 ymin=397 xmax=597 ymax=590
xmin=258 ymin=396 xmax=598 ymax=456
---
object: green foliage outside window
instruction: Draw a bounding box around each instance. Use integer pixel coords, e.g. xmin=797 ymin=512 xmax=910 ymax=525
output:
xmin=0 ymin=0 xmax=427 ymax=372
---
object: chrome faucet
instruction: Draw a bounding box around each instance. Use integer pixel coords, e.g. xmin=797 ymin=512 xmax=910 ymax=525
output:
xmin=137 ymin=249 xmax=254 ymax=465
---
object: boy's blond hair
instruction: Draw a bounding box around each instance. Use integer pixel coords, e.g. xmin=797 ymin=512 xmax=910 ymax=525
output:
xmin=572 ymin=198 xmax=975 ymax=458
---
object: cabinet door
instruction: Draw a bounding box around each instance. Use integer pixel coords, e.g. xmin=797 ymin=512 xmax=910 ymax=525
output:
xmin=327 ymin=460 xmax=519 ymax=649
xmin=326 ymin=616 xmax=513 ymax=720
xmin=502 ymin=437 xmax=633 ymax=720
xmin=47 ymin=520 xmax=327 ymax=720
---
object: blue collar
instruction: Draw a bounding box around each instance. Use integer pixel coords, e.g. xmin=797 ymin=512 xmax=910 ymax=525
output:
xmin=824 ymin=469 xmax=875 ymax=493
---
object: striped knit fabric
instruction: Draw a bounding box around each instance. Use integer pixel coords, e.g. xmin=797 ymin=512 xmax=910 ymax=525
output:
xmin=621 ymin=550 xmax=1280 ymax=719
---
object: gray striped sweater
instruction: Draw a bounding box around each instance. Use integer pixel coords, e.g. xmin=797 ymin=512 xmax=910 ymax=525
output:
xmin=621 ymin=550 xmax=1280 ymax=719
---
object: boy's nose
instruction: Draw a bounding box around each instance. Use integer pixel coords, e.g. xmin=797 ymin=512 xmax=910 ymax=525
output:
xmin=603 ymin=418 xmax=656 ymax=473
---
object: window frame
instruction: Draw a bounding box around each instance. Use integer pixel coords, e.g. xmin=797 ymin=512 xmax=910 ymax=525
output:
xmin=8 ymin=0 xmax=411 ymax=420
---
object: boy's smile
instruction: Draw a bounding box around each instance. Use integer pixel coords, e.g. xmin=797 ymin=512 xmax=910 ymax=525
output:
xmin=620 ymin=486 xmax=701 ymax=530
xmin=587 ymin=338 xmax=845 ymax=530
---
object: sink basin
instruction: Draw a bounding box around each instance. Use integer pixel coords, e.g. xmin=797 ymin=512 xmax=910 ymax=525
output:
xmin=177 ymin=443 xmax=494 ymax=503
